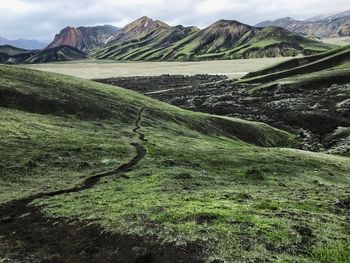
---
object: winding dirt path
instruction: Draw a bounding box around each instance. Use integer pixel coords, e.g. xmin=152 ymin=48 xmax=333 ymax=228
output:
xmin=0 ymin=107 xmax=203 ymax=262
xmin=1 ymin=107 xmax=147 ymax=209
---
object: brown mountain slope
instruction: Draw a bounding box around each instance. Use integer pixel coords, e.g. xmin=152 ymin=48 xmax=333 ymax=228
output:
xmin=47 ymin=25 xmax=120 ymax=51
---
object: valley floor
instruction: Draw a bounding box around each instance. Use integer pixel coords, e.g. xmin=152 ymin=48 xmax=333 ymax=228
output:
xmin=23 ymin=57 xmax=291 ymax=79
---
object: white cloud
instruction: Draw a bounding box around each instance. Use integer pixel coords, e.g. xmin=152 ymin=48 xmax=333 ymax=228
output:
xmin=0 ymin=0 xmax=349 ymax=41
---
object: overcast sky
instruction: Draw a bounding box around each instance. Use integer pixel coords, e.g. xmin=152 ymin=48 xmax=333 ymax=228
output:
xmin=1 ymin=0 xmax=350 ymax=42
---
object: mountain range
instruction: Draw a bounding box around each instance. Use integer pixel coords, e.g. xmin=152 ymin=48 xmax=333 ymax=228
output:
xmin=94 ymin=17 xmax=333 ymax=61
xmin=305 ymin=10 xmax=350 ymax=22
xmin=256 ymin=10 xmax=350 ymax=37
xmin=0 ymin=37 xmax=47 ymax=50
xmin=2 ymin=12 xmax=350 ymax=64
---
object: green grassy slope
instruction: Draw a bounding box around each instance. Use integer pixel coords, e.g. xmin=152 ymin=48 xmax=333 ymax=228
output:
xmin=93 ymin=16 xmax=198 ymax=60
xmin=0 ymin=64 xmax=296 ymax=203
xmin=94 ymin=25 xmax=198 ymax=60
xmin=1 ymin=65 xmax=349 ymax=262
xmin=0 ymin=45 xmax=27 ymax=56
xmin=0 ymin=45 xmax=28 ymax=63
xmin=24 ymin=45 xmax=87 ymax=64
xmin=1 ymin=46 xmax=87 ymax=64
xmin=241 ymin=45 xmax=350 ymax=84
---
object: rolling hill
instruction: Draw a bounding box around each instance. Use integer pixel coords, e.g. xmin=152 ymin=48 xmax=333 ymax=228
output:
xmin=0 ymin=45 xmax=87 ymax=64
xmin=96 ymin=46 xmax=350 ymax=155
xmin=47 ymin=25 xmax=120 ymax=51
xmin=1 ymin=65 xmax=349 ymax=262
xmin=256 ymin=10 xmax=350 ymax=38
xmin=0 ymin=45 xmax=27 ymax=56
xmin=24 ymin=45 xmax=88 ymax=64
xmin=0 ymin=45 xmax=28 ymax=63
xmin=94 ymin=17 xmax=334 ymax=61
xmin=237 ymin=47 xmax=350 ymax=154
xmin=242 ymin=45 xmax=350 ymax=82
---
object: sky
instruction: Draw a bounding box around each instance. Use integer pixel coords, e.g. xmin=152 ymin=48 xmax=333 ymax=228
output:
xmin=1 ymin=0 xmax=350 ymax=42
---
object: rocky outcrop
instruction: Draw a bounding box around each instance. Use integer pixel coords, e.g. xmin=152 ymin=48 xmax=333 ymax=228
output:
xmin=47 ymin=25 xmax=120 ymax=51
xmin=48 ymin=27 xmax=83 ymax=49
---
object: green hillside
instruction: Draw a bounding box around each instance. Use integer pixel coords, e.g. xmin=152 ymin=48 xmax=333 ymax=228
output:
xmin=0 ymin=45 xmax=27 ymax=56
xmin=0 ymin=45 xmax=87 ymax=64
xmin=0 ymin=65 xmax=349 ymax=262
xmin=241 ymin=45 xmax=350 ymax=84
xmin=24 ymin=45 xmax=87 ymax=64
xmin=94 ymin=18 xmax=335 ymax=61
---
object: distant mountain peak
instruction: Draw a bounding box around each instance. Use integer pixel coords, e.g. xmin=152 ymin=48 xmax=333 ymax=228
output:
xmin=213 ymin=19 xmax=251 ymax=26
xmin=255 ymin=10 xmax=350 ymax=37
xmin=0 ymin=37 xmax=47 ymax=50
xmin=305 ymin=10 xmax=350 ymax=22
xmin=122 ymin=16 xmax=170 ymax=33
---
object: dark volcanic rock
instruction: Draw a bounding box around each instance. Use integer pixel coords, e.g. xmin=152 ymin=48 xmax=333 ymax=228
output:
xmin=95 ymin=76 xmax=350 ymax=155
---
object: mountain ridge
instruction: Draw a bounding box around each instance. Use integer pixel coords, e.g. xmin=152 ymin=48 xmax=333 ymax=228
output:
xmin=255 ymin=10 xmax=350 ymax=37
xmin=94 ymin=17 xmax=334 ymax=61
xmin=47 ymin=25 xmax=120 ymax=51
xmin=0 ymin=45 xmax=87 ymax=64
xmin=0 ymin=37 xmax=47 ymax=50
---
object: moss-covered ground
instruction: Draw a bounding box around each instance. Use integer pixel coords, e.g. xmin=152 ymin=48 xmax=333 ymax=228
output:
xmin=0 ymin=65 xmax=349 ymax=262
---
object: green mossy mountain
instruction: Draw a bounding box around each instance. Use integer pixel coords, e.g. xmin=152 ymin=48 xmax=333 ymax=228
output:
xmin=242 ymin=45 xmax=350 ymax=83
xmin=0 ymin=17 xmax=337 ymax=64
xmin=94 ymin=17 xmax=335 ymax=61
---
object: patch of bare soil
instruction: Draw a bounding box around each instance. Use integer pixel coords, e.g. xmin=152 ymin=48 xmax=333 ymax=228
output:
xmin=0 ymin=204 xmax=202 ymax=263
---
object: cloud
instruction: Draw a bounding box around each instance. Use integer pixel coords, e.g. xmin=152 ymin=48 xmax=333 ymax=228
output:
xmin=0 ymin=0 xmax=349 ymax=42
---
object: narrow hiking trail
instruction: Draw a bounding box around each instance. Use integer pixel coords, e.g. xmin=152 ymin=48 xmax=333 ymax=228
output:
xmin=0 ymin=107 xmax=202 ymax=263
xmin=0 ymin=107 xmax=175 ymax=263
xmin=0 ymin=107 xmax=147 ymax=210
